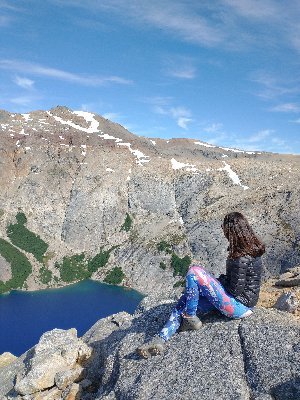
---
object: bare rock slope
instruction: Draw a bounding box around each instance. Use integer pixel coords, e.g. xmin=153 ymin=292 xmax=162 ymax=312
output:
xmin=0 ymin=106 xmax=299 ymax=295
xmin=0 ymin=296 xmax=299 ymax=399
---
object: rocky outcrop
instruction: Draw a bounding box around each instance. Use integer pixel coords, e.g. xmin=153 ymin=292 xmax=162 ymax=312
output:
xmin=0 ymin=353 xmax=16 ymax=370
xmin=273 ymin=292 xmax=299 ymax=313
xmin=84 ymin=297 xmax=300 ymax=400
xmin=275 ymin=266 xmax=300 ymax=287
xmin=14 ymin=328 xmax=91 ymax=396
xmin=0 ymin=328 xmax=92 ymax=399
xmin=1 ymin=297 xmax=299 ymax=400
xmin=1 ymin=107 xmax=299 ymax=400
xmin=0 ymin=107 xmax=300 ymax=295
xmin=268 ymin=266 xmax=300 ymax=315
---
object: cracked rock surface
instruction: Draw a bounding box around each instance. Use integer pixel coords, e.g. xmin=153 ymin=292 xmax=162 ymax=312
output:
xmin=84 ymin=296 xmax=299 ymax=400
xmin=0 ymin=296 xmax=299 ymax=399
xmin=0 ymin=107 xmax=300 ymax=295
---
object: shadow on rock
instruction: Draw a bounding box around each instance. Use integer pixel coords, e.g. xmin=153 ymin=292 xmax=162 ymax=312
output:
xmin=271 ymin=377 xmax=300 ymax=400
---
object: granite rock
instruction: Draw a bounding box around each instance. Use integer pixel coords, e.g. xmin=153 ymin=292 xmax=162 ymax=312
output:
xmin=0 ymin=353 xmax=17 ymax=369
xmin=0 ymin=108 xmax=300 ymax=296
xmin=62 ymin=383 xmax=81 ymax=400
xmin=273 ymin=292 xmax=299 ymax=313
xmin=238 ymin=308 xmax=300 ymax=400
xmin=0 ymin=108 xmax=300 ymax=399
xmin=81 ymin=298 xmax=299 ymax=400
xmin=55 ymin=366 xmax=85 ymax=390
xmin=0 ymin=300 xmax=299 ymax=400
xmin=14 ymin=328 xmax=92 ymax=396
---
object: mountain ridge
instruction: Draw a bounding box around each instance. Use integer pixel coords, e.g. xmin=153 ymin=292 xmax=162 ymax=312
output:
xmin=0 ymin=106 xmax=299 ymax=296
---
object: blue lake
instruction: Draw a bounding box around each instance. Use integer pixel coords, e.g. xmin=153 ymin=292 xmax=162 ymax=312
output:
xmin=0 ymin=280 xmax=143 ymax=356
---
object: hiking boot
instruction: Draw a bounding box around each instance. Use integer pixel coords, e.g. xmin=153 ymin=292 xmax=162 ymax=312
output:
xmin=180 ymin=315 xmax=202 ymax=331
xmin=136 ymin=336 xmax=165 ymax=359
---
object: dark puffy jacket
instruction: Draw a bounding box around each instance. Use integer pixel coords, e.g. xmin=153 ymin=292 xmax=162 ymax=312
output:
xmin=218 ymin=255 xmax=262 ymax=308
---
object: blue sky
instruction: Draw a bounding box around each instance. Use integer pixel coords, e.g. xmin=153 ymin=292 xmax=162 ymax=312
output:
xmin=1 ymin=0 xmax=300 ymax=154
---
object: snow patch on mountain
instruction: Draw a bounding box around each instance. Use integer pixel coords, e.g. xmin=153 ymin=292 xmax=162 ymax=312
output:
xmin=117 ymin=143 xmax=150 ymax=166
xmin=47 ymin=110 xmax=151 ymax=166
xmin=97 ymin=132 xmax=123 ymax=142
xmin=19 ymin=129 xmax=29 ymax=136
xmin=194 ymin=141 xmax=216 ymax=148
xmin=47 ymin=111 xmax=99 ymax=134
xmin=21 ymin=114 xmax=31 ymax=122
xmin=171 ymin=158 xmax=198 ymax=172
xmin=81 ymin=144 xmax=87 ymax=156
xmin=218 ymin=161 xmax=249 ymax=190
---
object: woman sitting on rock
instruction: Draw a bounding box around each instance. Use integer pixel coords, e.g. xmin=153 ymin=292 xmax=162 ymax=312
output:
xmin=137 ymin=211 xmax=265 ymax=358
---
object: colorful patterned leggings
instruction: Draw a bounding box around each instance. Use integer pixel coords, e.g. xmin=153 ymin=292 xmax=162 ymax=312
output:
xmin=159 ymin=265 xmax=252 ymax=341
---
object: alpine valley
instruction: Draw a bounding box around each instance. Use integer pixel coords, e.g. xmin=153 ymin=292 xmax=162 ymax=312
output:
xmin=0 ymin=106 xmax=299 ymax=296
xmin=0 ymin=107 xmax=300 ymax=400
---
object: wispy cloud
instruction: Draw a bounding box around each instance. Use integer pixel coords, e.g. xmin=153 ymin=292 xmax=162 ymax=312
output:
xmin=167 ymin=65 xmax=196 ymax=79
xmin=152 ymin=100 xmax=193 ymax=129
xmin=10 ymin=96 xmax=34 ymax=106
xmin=250 ymin=71 xmax=300 ymax=100
xmin=246 ymin=129 xmax=272 ymax=142
xmin=150 ymin=96 xmax=193 ymax=130
xmin=163 ymin=55 xmax=197 ymax=79
xmin=0 ymin=59 xmax=132 ymax=86
xmin=13 ymin=76 xmax=35 ymax=89
xmin=221 ymin=1 xmax=300 ymax=53
xmin=0 ymin=1 xmax=22 ymax=11
xmin=270 ymin=103 xmax=300 ymax=113
xmin=230 ymin=133 xmax=291 ymax=153
xmin=144 ymin=96 xmax=173 ymax=107
xmin=199 ymin=122 xmax=290 ymax=153
xmin=0 ymin=1 xmax=24 ymax=27
xmin=231 ymin=137 xmax=292 ymax=153
xmin=50 ymin=0 xmax=300 ymax=53
xmin=176 ymin=117 xmax=192 ymax=129
xmin=7 ymin=94 xmax=42 ymax=108
xmin=170 ymin=107 xmax=193 ymax=130
xmin=52 ymin=0 xmax=224 ymax=47
xmin=222 ymin=0 xmax=280 ymax=20
xmin=203 ymin=123 xmax=224 ymax=133
xmin=270 ymin=137 xmax=287 ymax=147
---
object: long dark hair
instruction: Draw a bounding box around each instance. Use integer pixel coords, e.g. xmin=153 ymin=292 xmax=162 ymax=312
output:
xmin=223 ymin=212 xmax=265 ymax=259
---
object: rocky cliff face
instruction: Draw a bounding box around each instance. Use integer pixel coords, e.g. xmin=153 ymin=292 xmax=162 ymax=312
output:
xmin=0 ymin=296 xmax=299 ymax=399
xmin=0 ymin=106 xmax=299 ymax=295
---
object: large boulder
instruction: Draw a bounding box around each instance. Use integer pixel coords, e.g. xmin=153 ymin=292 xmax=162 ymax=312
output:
xmin=0 ymin=353 xmax=16 ymax=370
xmin=273 ymin=291 xmax=299 ymax=313
xmin=239 ymin=308 xmax=300 ymax=399
xmin=0 ymin=297 xmax=299 ymax=400
xmin=13 ymin=328 xmax=91 ymax=396
xmin=82 ymin=297 xmax=300 ymax=400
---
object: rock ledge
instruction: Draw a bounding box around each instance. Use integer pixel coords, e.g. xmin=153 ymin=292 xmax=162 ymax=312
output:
xmin=0 ymin=296 xmax=299 ymax=400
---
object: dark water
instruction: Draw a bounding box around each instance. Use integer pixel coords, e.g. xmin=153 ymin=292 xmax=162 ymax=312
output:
xmin=0 ymin=280 xmax=143 ymax=356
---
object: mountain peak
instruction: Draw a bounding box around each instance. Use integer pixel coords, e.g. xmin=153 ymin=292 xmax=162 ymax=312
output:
xmin=0 ymin=107 xmax=299 ymax=297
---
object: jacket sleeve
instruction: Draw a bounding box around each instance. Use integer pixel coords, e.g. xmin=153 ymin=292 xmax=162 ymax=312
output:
xmin=225 ymin=258 xmax=248 ymax=297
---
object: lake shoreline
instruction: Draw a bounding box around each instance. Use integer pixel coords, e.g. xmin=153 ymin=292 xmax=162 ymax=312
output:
xmin=0 ymin=279 xmax=143 ymax=356
xmin=0 ymin=276 xmax=141 ymax=296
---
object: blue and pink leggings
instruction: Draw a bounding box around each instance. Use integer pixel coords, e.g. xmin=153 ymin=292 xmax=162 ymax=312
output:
xmin=159 ymin=265 xmax=252 ymax=342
